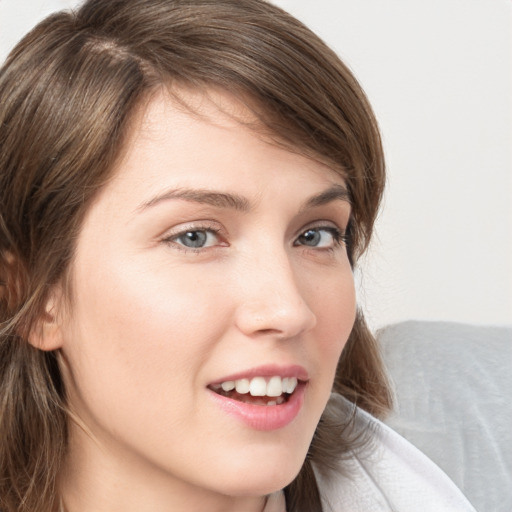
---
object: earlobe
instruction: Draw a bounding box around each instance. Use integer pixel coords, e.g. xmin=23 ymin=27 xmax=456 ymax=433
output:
xmin=27 ymin=290 xmax=65 ymax=351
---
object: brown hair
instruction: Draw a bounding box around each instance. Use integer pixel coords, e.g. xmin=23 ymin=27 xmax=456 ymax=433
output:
xmin=0 ymin=1 xmax=391 ymax=510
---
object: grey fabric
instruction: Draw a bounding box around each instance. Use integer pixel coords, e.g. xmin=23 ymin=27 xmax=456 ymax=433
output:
xmin=378 ymin=321 xmax=512 ymax=512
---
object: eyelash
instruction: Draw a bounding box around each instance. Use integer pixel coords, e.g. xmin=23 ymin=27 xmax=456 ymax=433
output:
xmin=294 ymin=225 xmax=347 ymax=250
xmin=162 ymin=223 xmax=347 ymax=253
xmin=161 ymin=223 xmax=224 ymax=253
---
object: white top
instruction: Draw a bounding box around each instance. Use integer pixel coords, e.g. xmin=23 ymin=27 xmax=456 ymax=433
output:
xmin=264 ymin=394 xmax=477 ymax=512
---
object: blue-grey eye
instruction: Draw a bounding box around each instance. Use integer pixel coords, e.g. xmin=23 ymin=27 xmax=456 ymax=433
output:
xmin=296 ymin=227 xmax=341 ymax=248
xmin=177 ymin=230 xmax=209 ymax=248
xmin=165 ymin=226 xmax=223 ymax=251
xmin=298 ymin=229 xmax=321 ymax=246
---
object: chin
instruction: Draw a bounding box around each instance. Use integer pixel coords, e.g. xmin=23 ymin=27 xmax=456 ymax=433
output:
xmin=207 ymin=442 xmax=308 ymax=498
xmin=217 ymin=470 xmax=299 ymax=498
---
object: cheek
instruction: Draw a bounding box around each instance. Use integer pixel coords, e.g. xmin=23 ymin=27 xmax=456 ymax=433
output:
xmin=61 ymin=256 xmax=229 ymax=417
xmin=311 ymin=267 xmax=356 ymax=379
xmin=313 ymin=263 xmax=356 ymax=335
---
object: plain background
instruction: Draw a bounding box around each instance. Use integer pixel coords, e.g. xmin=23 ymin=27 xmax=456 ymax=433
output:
xmin=1 ymin=0 xmax=511 ymax=330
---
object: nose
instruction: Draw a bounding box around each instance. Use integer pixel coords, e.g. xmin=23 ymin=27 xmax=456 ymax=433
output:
xmin=234 ymin=250 xmax=317 ymax=340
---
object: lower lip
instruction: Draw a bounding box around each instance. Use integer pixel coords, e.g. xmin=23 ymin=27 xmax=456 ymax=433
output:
xmin=208 ymin=383 xmax=306 ymax=431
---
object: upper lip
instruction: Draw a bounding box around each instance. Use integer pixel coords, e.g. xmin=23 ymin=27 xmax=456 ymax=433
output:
xmin=208 ymin=364 xmax=309 ymax=386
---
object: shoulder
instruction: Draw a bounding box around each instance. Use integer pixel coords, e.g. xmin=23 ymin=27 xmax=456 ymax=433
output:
xmin=314 ymin=394 xmax=477 ymax=512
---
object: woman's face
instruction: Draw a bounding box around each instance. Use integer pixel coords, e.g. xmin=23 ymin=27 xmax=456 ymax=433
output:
xmin=56 ymin=89 xmax=356 ymax=504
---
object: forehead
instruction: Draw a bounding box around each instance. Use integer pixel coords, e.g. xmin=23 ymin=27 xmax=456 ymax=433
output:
xmin=126 ymin=85 xmax=345 ymax=173
xmin=107 ymin=87 xmax=346 ymax=194
xmin=131 ymin=86 xmax=265 ymax=143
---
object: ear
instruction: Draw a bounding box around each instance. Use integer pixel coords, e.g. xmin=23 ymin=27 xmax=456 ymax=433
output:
xmin=27 ymin=287 xmax=65 ymax=351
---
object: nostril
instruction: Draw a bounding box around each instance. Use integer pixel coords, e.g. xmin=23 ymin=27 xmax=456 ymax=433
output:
xmin=234 ymin=298 xmax=317 ymax=339
xmin=254 ymin=328 xmax=280 ymax=336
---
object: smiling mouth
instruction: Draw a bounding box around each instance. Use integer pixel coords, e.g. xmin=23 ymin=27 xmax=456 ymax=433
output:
xmin=208 ymin=376 xmax=300 ymax=406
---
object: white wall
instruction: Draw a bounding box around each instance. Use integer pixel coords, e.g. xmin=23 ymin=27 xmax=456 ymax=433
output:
xmin=0 ymin=0 xmax=79 ymax=52
xmin=2 ymin=0 xmax=511 ymax=329
xmin=273 ymin=0 xmax=512 ymax=329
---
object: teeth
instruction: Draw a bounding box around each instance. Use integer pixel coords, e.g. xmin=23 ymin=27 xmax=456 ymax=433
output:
xmin=267 ymin=376 xmax=282 ymax=397
xmin=221 ymin=376 xmax=298 ymax=397
xmin=235 ymin=378 xmax=250 ymax=394
xmin=284 ymin=377 xmax=298 ymax=394
xmin=221 ymin=381 xmax=235 ymax=392
xmin=249 ymin=377 xmax=267 ymax=396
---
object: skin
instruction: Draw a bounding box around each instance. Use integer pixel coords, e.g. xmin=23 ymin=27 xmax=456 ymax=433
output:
xmin=45 ymin=88 xmax=356 ymax=512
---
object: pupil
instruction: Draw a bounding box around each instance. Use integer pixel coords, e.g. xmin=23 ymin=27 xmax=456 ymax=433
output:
xmin=301 ymin=229 xmax=320 ymax=246
xmin=182 ymin=231 xmax=207 ymax=248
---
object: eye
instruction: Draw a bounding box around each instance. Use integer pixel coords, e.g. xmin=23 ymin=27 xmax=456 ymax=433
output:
xmin=166 ymin=228 xmax=221 ymax=249
xmin=294 ymin=226 xmax=345 ymax=249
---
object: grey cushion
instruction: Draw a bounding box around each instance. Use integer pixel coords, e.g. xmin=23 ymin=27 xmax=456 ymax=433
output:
xmin=378 ymin=321 xmax=512 ymax=512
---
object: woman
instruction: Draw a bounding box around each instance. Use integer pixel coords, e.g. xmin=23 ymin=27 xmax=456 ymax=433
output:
xmin=0 ymin=1 xmax=476 ymax=511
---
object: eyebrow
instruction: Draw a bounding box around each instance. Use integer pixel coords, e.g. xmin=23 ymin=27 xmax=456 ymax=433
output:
xmin=299 ymin=184 xmax=351 ymax=212
xmin=137 ymin=188 xmax=251 ymax=212
xmin=137 ymin=183 xmax=350 ymax=213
